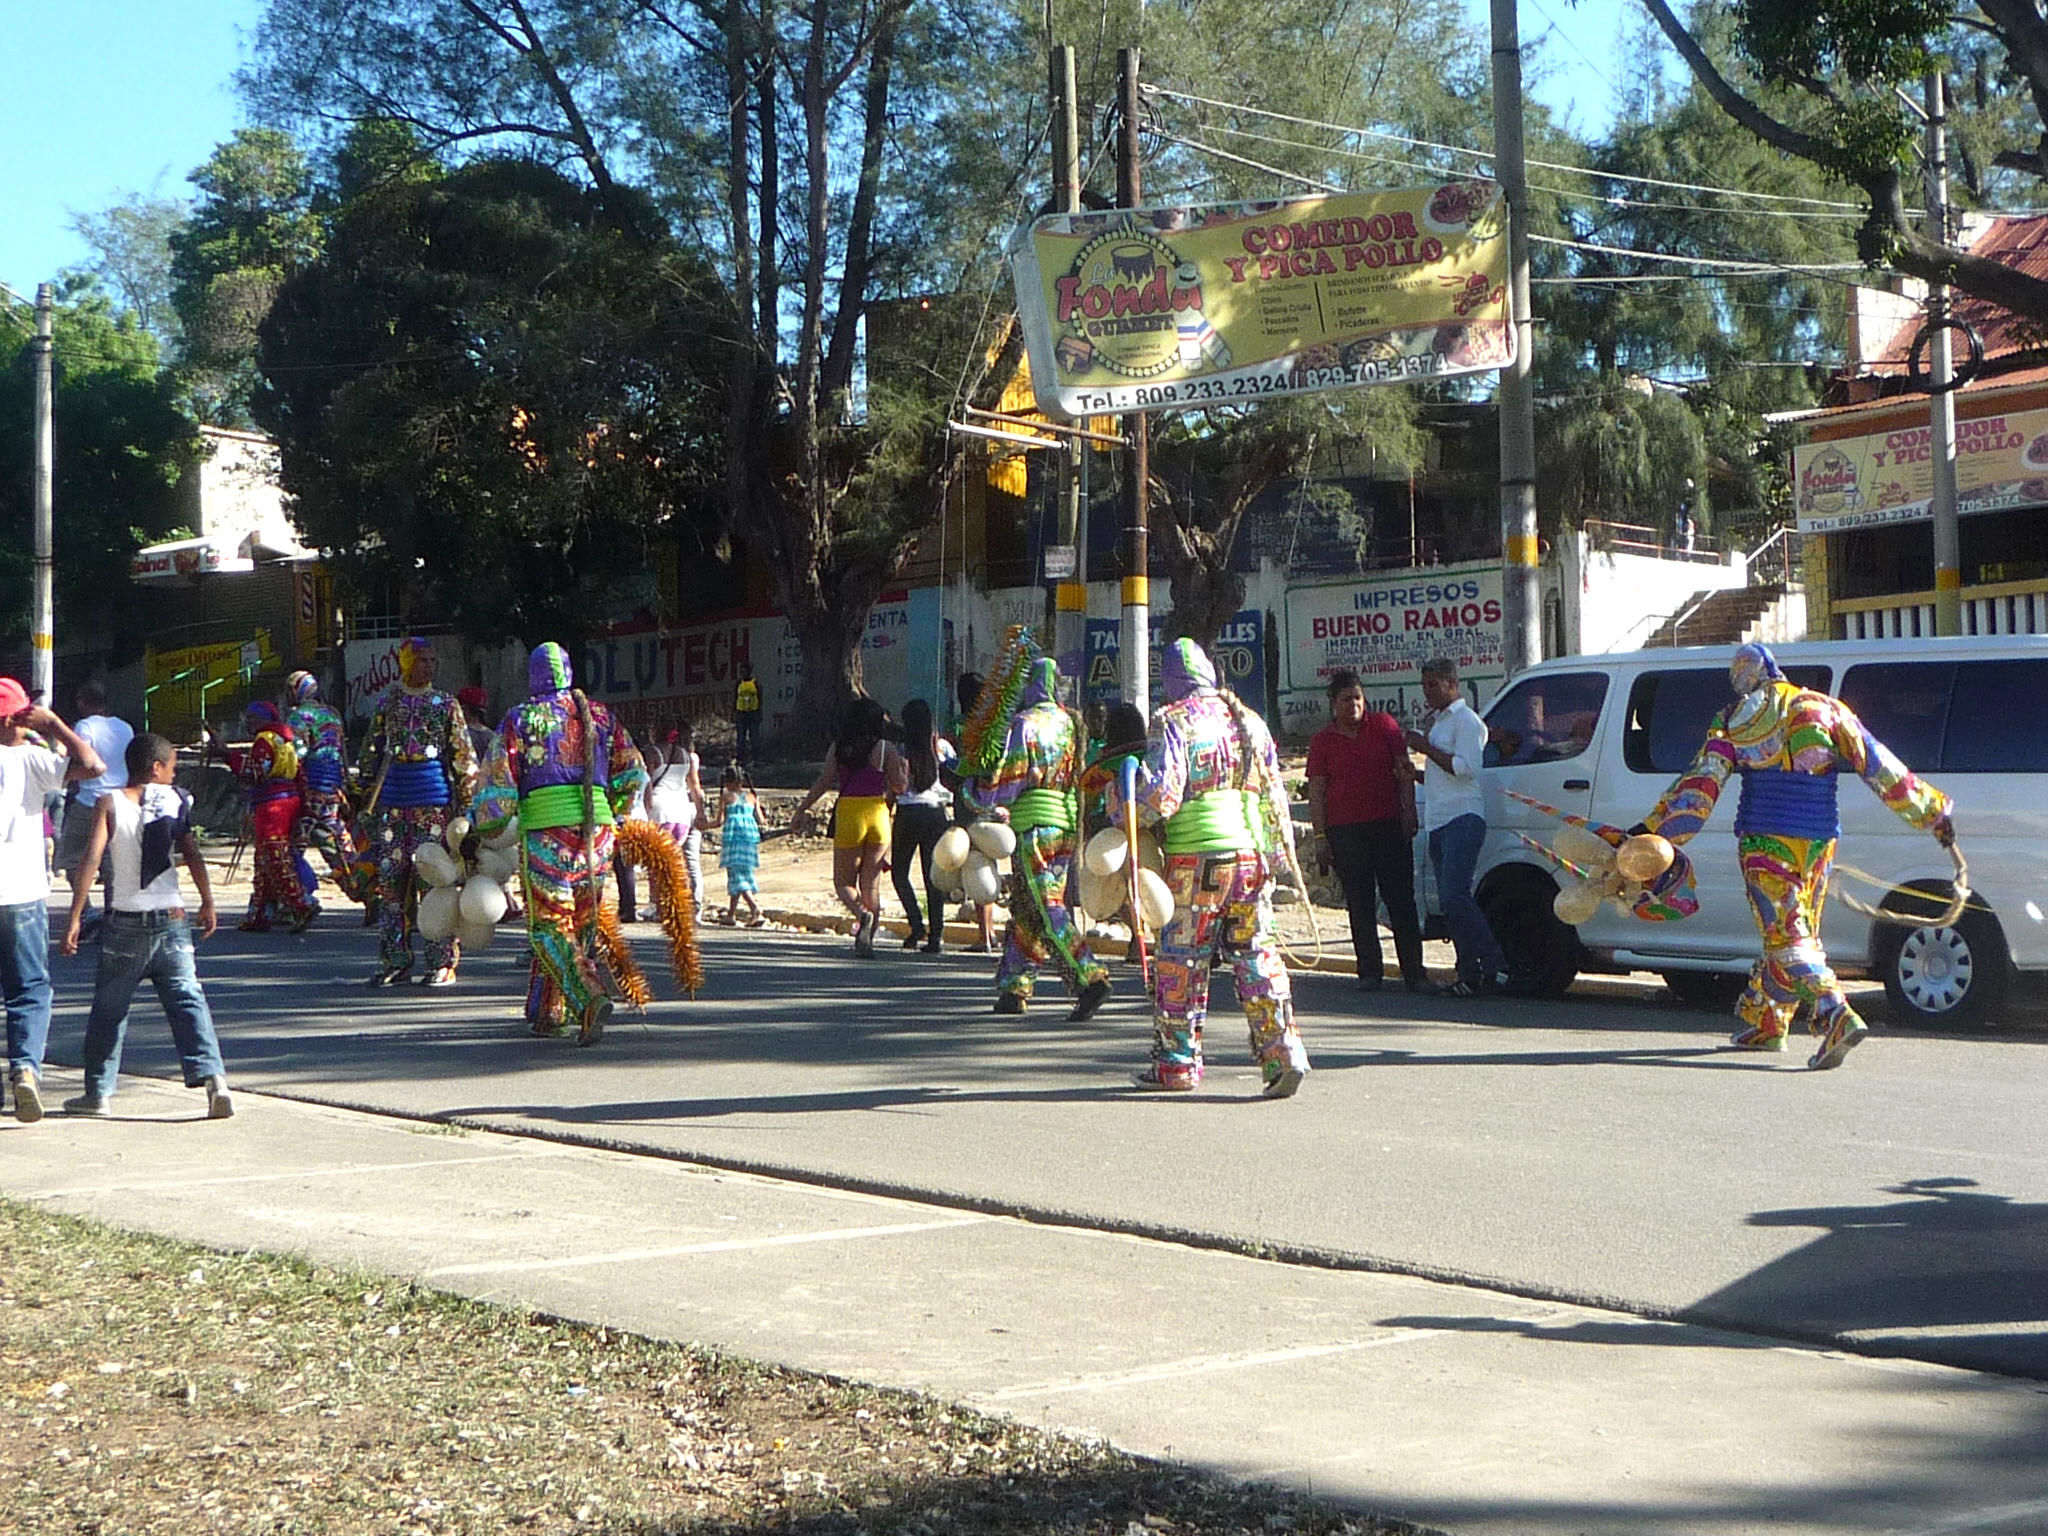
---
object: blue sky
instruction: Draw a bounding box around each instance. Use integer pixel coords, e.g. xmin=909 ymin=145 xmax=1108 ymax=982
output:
xmin=0 ymin=0 xmax=1640 ymax=304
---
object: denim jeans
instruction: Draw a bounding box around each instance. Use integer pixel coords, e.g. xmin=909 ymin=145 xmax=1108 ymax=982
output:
xmin=1428 ymin=813 xmax=1506 ymax=981
xmin=0 ymin=899 xmax=52 ymax=1079
xmin=80 ymin=909 xmax=226 ymax=1102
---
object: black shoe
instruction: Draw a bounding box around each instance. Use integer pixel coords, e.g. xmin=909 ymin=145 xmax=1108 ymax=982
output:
xmin=1067 ymin=978 xmax=1112 ymax=1022
xmin=902 ymin=931 xmax=924 ymax=950
xmin=994 ymin=993 xmax=1027 ymax=1015
xmin=920 ymin=936 xmax=943 ymax=955
xmin=1357 ymin=976 xmax=1384 ymax=992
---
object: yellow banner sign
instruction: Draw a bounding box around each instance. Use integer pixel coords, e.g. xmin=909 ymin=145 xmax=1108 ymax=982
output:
xmin=1795 ymin=408 xmax=2048 ymax=532
xmin=1009 ymin=184 xmax=1512 ymax=417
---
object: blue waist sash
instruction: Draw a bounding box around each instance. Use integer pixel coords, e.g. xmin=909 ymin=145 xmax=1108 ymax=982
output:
xmin=380 ymin=759 xmax=449 ymax=810
xmin=1735 ymin=768 xmax=1839 ymax=841
xmin=301 ymin=755 xmax=344 ymax=793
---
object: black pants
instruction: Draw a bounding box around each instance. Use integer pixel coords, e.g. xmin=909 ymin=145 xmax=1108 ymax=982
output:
xmin=1327 ymin=819 xmax=1424 ymax=986
xmin=891 ymin=802 xmax=949 ymax=940
xmin=612 ymin=849 xmax=637 ymax=920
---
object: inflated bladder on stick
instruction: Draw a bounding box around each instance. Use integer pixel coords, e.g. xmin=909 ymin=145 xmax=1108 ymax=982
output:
xmin=959 ymin=851 xmax=1004 ymax=907
xmin=967 ymin=820 xmax=1016 ymax=860
xmin=1134 ymin=867 xmax=1175 ymax=931
xmin=1552 ymin=876 xmax=1604 ymax=926
xmin=414 ymin=843 xmax=461 ymax=889
xmin=1615 ymin=833 xmax=1676 ymax=883
xmin=933 ymin=826 xmax=972 ymax=874
xmin=1554 ymin=824 xmax=1617 ymax=871
xmin=1079 ymin=865 xmax=1125 ymax=922
xmin=1136 ymin=832 xmax=1165 ymax=876
xmin=456 ymin=919 xmax=496 ymax=953
xmin=477 ymin=846 xmax=519 ymax=885
xmin=418 ymin=885 xmax=462 ymax=942
xmin=1083 ymin=827 xmax=1129 ymax=877
xmin=482 ymin=815 xmax=521 ymax=849
xmin=459 ymin=876 xmax=509 ymax=927
xmin=443 ymin=815 xmax=471 ymax=850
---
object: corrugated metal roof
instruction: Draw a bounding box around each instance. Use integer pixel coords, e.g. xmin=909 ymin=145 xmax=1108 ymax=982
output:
xmin=1866 ymin=214 xmax=2048 ymax=371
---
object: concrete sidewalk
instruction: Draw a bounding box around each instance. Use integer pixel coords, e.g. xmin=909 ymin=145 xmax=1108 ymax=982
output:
xmin=6 ymin=1071 xmax=2046 ymax=1536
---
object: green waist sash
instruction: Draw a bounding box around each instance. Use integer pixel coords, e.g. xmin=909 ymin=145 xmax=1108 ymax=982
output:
xmin=1010 ymin=786 xmax=1078 ymax=835
xmin=520 ymin=782 xmax=616 ymax=833
xmin=1160 ymin=788 xmax=1259 ymax=855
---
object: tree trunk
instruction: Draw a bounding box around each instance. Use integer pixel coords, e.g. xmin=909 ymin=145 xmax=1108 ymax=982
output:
xmin=781 ymin=600 xmax=867 ymax=753
xmin=1159 ymin=534 xmax=1247 ymax=651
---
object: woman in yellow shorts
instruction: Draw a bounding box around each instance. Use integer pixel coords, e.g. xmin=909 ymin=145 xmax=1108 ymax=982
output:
xmin=794 ymin=697 xmax=896 ymax=956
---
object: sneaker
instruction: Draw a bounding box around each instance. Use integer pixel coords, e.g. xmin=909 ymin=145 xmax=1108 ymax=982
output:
xmin=1130 ymin=1063 xmax=1200 ymax=1092
xmin=578 ymin=995 xmax=613 ymax=1047
xmin=1808 ymin=1015 xmax=1869 ymax=1072
xmin=1432 ymin=976 xmax=1482 ymax=999
xmin=1067 ymin=978 xmax=1112 ymax=1022
xmin=1728 ymin=1024 xmax=1789 ymax=1051
xmin=1262 ymin=1065 xmax=1307 ymax=1100
xmin=993 ymin=992 xmax=1027 ymax=1016
xmin=420 ymin=966 xmax=459 ymax=989
xmin=367 ymin=966 xmax=412 ymax=988
xmin=851 ymin=911 xmax=877 ymax=958
xmin=287 ymin=902 xmax=320 ymax=935
xmin=205 ymin=1074 xmax=234 ymax=1120
xmin=62 ymin=1094 xmax=111 ymax=1118
xmin=10 ymin=1068 xmax=42 ymax=1124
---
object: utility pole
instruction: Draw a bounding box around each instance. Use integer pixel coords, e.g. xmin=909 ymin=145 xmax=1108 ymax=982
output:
xmin=1050 ymin=43 xmax=1089 ymax=700
xmin=1926 ymin=71 xmax=1962 ymax=637
xmin=1116 ymin=47 xmax=1151 ymax=716
xmin=1490 ymin=0 xmax=1541 ymax=677
xmin=31 ymin=283 xmax=55 ymax=703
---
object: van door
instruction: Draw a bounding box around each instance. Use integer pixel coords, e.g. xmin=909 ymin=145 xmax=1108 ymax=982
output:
xmin=1832 ymin=660 xmax=1955 ymax=966
xmin=1477 ymin=668 xmax=1611 ymax=883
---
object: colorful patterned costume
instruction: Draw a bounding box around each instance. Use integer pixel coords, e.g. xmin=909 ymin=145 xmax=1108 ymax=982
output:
xmin=1641 ymin=642 xmax=1955 ymax=1069
xmin=285 ymin=670 xmax=361 ymax=900
xmin=1113 ymin=640 xmax=1307 ymax=1096
xmin=238 ymin=702 xmax=318 ymax=932
xmin=355 ymin=637 xmax=477 ymax=983
xmin=964 ymin=657 xmax=1107 ymax=1011
xmin=472 ymin=643 xmax=648 ymax=1038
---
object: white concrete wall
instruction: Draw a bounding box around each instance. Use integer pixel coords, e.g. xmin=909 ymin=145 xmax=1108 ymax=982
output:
xmin=1567 ymin=533 xmax=1748 ymax=654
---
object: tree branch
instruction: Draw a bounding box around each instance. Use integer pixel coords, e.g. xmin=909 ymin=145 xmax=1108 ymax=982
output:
xmin=1633 ymin=0 xmax=1840 ymax=167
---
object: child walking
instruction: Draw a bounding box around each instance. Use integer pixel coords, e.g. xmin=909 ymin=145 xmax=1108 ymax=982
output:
xmin=59 ymin=733 xmax=234 ymax=1119
xmin=719 ymin=766 xmax=762 ymax=926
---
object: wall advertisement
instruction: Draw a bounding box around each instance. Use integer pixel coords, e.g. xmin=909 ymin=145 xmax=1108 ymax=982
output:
xmin=1009 ymin=183 xmax=1512 ymax=417
xmin=1794 ymin=406 xmax=2048 ymax=533
xmin=1281 ymin=563 xmax=1503 ymax=735
xmin=1083 ymin=610 xmax=1265 ymax=712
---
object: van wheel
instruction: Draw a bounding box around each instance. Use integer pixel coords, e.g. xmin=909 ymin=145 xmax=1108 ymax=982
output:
xmin=1479 ymin=872 xmax=1579 ymax=999
xmin=1661 ymin=971 xmax=1749 ymax=1011
xmin=1872 ymin=890 xmax=2009 ymax=1031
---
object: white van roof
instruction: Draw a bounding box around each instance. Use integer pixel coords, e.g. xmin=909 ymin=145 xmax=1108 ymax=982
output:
xmin=1525 ymin=635 xmax=2048 ymax=675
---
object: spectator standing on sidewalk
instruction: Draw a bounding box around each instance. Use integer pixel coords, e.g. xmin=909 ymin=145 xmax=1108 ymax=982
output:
xmin=887 ymin=698 xmax=954 ymax=952
xmin=732 ymin=664 xmax=762 ymax=768
xmin=0 ymin=677 xmax=107 ymax=1123
xmin=1306 ymin=670 xmax=1425 ymax=992
xmin=54 ymin=680 xmax=133 ymax=939
xmin=58 ymin=732 xmax=233 ymax=1119
xmin=1405 ymin=657 xmax=1507 ymax=997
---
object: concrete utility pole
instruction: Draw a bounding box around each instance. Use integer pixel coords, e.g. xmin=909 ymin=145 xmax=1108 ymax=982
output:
xmin=1117 ymin=47 xmax=1152 ymax=716
xmin=1490 ymin=0 xmax=1541 ymax=676
xmin=1050 ymin=43 xmax=1090 ymax=699
xmin=32 ymin=283 xmax=55 ymax=702
xmin=1925 ymin=71 xmax=1963 ymax=637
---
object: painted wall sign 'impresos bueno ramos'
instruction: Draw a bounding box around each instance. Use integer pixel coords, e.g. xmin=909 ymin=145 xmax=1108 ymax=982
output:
xmin=1009 ymin=184 xmax=1513 ymax=417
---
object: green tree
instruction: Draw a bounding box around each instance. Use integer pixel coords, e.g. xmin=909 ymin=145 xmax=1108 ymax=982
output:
xmin=1536 ymin=379 xmax=1708 ymax=537
xmin=252 ymin=157 xmax=731 ymax=644
xmin=67 ymin=192 xmax=188 ymax=353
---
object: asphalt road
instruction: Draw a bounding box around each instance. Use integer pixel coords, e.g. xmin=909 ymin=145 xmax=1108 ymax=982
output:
xmin=41 ymin=915 xmax=2048 ymax=1380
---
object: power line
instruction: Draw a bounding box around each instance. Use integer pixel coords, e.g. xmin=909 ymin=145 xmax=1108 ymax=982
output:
xmin=1530 ymin=232 xmax=1864 ymax=276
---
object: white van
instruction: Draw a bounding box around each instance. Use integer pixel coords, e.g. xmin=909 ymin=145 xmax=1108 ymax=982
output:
xmin=1453 ymin=637 xmax=2048 ymax=1027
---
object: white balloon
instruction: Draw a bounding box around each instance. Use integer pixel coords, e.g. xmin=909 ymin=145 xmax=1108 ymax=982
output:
xmin=1083 ymin=827 xmax=1129 ymax=876
xmin=414 ymin=843 xmax=461 ymax=888
xmin=444 ymin=815 xmax=472 ymax=850
xmin=933 ymin=826 xmax=972 ymax=874
xmin=1134 ymin=867 xmax=1175 ymax=931
xmin=459 ymin=877 xmax=509 ymax=927
xmin=960 ymin=853 xmax=1003 ymax=907
xmin=418 ymin=885 xmax=462 ymax=941
xmin=967 ymin=820 xmax=1016 ymax=860
xmin=456 ymin=919 xmax=496 ymax=953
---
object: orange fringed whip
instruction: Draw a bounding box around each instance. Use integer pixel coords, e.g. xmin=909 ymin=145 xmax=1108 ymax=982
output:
xmin=615 ymin=818 xmax=704 ymax=996
xmin=593 ymin=905 xmax=654 ymax=1009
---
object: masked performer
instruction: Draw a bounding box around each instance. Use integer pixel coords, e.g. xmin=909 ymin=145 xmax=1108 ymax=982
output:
xmin=237 ymin=702 xmax=318 ymax=934
xmin=284 ymin=670 xmax=361 ymax=902
xmin=471 ymin=643 xmax=652 ymax=1044
xmin=355 ymin=636 xmax=476 ymax=986
xmin=1114 ymin=640 xmax=1308 ymax=1098
xmin=962 ymin=652 xmax=1110 ymax=1020
xmin=1636 ymin=642 xmax=1956 ymax=1070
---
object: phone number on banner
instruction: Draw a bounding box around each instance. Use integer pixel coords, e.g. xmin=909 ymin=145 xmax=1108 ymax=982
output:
xmin=1063 ymin=355 xmax=1443 ymax=414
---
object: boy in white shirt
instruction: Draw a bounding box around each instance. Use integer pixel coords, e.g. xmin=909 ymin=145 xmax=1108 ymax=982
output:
xmin=59 ymin=732 xmax=233 ymax=1119
xmin=1404 ymin=656 xmax=1509 ymax=997
xmin=0 ymin=676 xmax=106 ymax=1122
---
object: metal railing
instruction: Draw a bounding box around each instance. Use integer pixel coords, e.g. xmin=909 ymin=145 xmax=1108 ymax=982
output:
xmin=1582 ymin=518 xmax=1720 ymax=564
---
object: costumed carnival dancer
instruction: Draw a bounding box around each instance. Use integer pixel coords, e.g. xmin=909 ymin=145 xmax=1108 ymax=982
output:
xmin=1110 ymin=639 xmax=1308 ymax=1097
xmin=1634 ymin=641 xmax=1957 ymax=1071
xmin=471 ymin=642 xmax=663 ymax=1044
xmin=961 ymin=648 xmax=1111 ymax=1020
xmin=283 ymin=670 xmax=362 ymax=902
xmin=355 ymin=636 xmax=477 ymax=986
xmin=236 ymin=702 xmax=319 ymax=934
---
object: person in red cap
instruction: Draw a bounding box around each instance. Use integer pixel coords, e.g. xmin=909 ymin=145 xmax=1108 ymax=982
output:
xmin=0 ymin=675 xmax=108 ymax=1122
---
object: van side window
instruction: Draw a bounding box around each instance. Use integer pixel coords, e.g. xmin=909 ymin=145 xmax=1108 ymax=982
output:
xmin=1941 ymin=659 xmax=2048 ymax=771
xmin=1623 ymin=665 xmax=1836 ymax=773
xmin=1838 ymin=663 xmax=1953 ymax=772
xmin=1482 ymin=672 xmax=1608 ymax=767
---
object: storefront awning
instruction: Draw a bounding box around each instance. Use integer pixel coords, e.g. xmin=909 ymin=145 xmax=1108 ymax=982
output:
xmin=130 ymin=537 xmax=256 ymax=580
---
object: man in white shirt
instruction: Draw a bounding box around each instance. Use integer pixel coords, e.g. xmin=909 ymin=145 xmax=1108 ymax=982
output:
xmin=55 ymin=680 xmax=133 ymax=936
xmin=1404 ymin=656 xmax=1508 ymax=997
xmin=0 ymin=674 xmax=108 ymax=1121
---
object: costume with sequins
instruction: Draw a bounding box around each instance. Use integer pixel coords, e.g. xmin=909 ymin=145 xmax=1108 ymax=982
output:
xmin=355 ymin=639 xmax=477 ymax=977
xmin=1112 ymin=640 xmax=1306 ymax=1091
xmin=963 ymin=657 xmax=1106 ymax=1004
xmin=1641 ymin=642 xmax=1953 ymax=1053
xmin=285 ymin=671 xmax=361 ymax=898
xmin=239 ymin=702 xmax=317 ymax=930
xmin=472 ymin=644 xmax=648 ymax=1031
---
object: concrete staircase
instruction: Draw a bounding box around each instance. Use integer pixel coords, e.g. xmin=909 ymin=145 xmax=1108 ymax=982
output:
xmin=1641 ymin=582 xmax=1793 ymax=648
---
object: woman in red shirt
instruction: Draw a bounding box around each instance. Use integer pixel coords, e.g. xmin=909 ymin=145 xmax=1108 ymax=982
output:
xmin=1305 ymin=670 xmax=1424 ymax=991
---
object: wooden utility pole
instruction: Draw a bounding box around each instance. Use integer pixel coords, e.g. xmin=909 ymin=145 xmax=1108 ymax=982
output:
xmin=32 ymin=283 xmax=54 ymax=702
xmin=1490 ymin=0 xmax=1541 ymax=677
xmin=1050 ymin=43 xmax=1089 ymax=699
xmin=1116 ymin=47 xmax=1151 ymax=716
